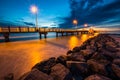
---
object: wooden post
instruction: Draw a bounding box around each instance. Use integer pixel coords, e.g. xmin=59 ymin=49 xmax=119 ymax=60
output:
xmin=39 ymin=33 xmax=42 ymax=39
xmin=62 ymin=32 xmax=63 ymax=36
xmin=8 ymin=26 xmax=10 ymax=32
xmin=19 ymin=27 xmax=21 ymax=32
xmin=56 ymin=32 xmax=58 ymax=37
xmin=66 ymin=32 xmax=68 ymax=36
xmin=3 ymin=32 xmax=10 ymax=42
xmin=44 ymin=33 xmax=47 ymax=39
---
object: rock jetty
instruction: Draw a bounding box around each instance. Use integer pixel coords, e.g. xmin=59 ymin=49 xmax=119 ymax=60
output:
xmin=5 ymin=34 xmax=120 ymax=80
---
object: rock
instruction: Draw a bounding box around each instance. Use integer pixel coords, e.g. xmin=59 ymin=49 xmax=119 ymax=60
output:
xmin=4 ymin=73 xmax=14 ymax=80
xmin=90 ymin=52 xmax=110 ymax=64
xmin=112 ymin=64 xmax=120 ymax=78
xmin=32 ymin=57 xmax=56 ymax=74
xmin=87 ymin=59 xmax=108 ymax=76
xmin=67 ymin=61 xmax=89 ymax=77
xmin=85 ymin=74 xmax=112 ymax=80
xmin=80 ymin=49 xmax=94 ymax=59
xmin=105 ymin=45 xmax=118 ymax=52
xmin=98 ymin=48 xmax=115 ymax=61
xmin=66 ymin=50 xmax=73 ymax=55
xmin=113 ymin=59 xmax=120 ymax=65
xmin=105 ymin=42 xmax=118 ymax=48
xmin=115 ymin=51 xmax=120 ymax=58
xmin=50 ymin=63 xmax=73 ymax=80
xmin=72 ymin=47 xmax=80 ymax=53
xmin=71 ymin=53 xmax=85 ymax=62
xmin=19 ymin=69 xmax=53 ymax=80
xmin=56 ymin=55 xmax=67 ymax=66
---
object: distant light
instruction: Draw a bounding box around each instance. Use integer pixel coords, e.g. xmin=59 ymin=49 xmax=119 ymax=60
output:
xmin=73 ymin=19 xmax=78 ymax=25
xmin=30 ymin=5 xmax=38 ymax=14
xmin=84 ymin=24 xmax=88 ymax=27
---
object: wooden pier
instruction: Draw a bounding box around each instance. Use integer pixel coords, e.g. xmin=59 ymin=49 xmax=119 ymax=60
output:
xmin=0 ymin=27 xmax=94 ymax=42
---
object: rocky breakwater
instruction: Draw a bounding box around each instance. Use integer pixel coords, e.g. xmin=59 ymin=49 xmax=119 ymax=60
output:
xmin=6 ymin=34 xmax=120 ymax=80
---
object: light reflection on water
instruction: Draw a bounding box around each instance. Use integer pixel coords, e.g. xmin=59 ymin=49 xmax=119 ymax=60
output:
xmin=0 ymin=34 xmax=98 ymax=80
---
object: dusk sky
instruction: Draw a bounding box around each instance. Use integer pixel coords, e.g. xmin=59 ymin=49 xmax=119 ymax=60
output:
xmin=0 ymin=0 xmax=120 ymax=28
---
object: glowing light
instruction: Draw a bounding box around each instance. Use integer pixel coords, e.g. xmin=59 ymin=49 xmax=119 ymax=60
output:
xmin=73 ymin=19 xmax=78 ymax=25
xmin=30 ymin=5 xmax=38 ymax=14
xmin=84 ymin=24 xmax=88 ymax=27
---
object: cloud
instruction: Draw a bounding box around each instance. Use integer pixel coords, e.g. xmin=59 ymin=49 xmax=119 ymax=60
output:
xmin=59 ymin=0 xmax=120 ymax=28
xmin=23 ymin=22 xmax=35 ymax=26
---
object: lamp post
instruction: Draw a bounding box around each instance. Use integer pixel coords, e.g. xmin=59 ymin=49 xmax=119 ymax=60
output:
xmin=73 ymin=19 xmax=78 ymax=29
xmin=30 ymin=5 xmax=38 ymax=28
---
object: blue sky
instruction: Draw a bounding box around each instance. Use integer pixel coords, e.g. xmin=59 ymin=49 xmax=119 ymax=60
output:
xmin=0 ymin=0 xmax=120 ymax=28
xmin=0 ymin=0 xmax=70 ymax=27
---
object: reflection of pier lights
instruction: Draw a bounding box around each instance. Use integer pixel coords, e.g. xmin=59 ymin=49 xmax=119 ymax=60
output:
xmin=30 ymin=5 xmax=38 ymax=29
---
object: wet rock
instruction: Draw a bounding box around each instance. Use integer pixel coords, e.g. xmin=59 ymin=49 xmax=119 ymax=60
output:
xmin=80 ymin=49 xmax=94 ymax=59
xmin=105 ymin=45 xmax=118 ymax=52
xmin=50 ymin=63 xmax=73 ymax=80
xmin=56 ymin=55 xmax=67 ymax=66
xmin=67 ymin=61 xmax=88 ymax=77
xmin=85 ymin=74 xmax=112 ymax=80
xmin=113 ymin=59 xmax=120 ymax=65
xmin=71 ymin=53 xmax=85 ymax=62
xmin=87 ymin=59 xmax=108 ymax=76
xmin=90 ymin=52 xmax=110 ymax=64
xmin=99 ymin=48 xmax=115 ymax=61
xmin=72 ymin=47 xmax=80 ymax=53
xmin=4 ymin=73 xmax=14 ymax=80
xmin=19 ymin=69 xmax=53 ymax=80
xmin=32 ymin=57 xmax=56 ymax=74
xmin=66 ymin=50 xmax=73 ymax=55
xmin=112 ymin=64 xmax=120 ymax=78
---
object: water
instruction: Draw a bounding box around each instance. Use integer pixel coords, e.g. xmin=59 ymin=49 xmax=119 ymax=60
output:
xmin=0 ymin=32 xmax=57 ymax=42
xmin=0 ymin=34 xmax=96 ymax=80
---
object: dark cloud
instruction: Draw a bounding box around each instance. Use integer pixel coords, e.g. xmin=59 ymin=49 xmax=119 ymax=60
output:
xmin=59 ymin=0 xmax=120 ymax=28
xmin=23 ymin=22 xmax=35 ymax=26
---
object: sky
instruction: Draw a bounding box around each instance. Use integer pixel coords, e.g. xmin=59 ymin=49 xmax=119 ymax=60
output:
xmin=0 ymin=0 xmax=120 ymax=28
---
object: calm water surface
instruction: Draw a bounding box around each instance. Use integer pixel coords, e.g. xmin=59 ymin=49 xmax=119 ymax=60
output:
xmin=0 ymin=34 xmax=97 ymax=80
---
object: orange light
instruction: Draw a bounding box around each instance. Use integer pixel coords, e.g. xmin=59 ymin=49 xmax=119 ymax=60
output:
xmin=30 ymin=5 xmax=38 ymax=14
xmin=73 ymin=19 xmax=78 ymax=25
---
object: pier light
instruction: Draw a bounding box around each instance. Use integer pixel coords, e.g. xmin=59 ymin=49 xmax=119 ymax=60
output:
xmin=84 ymin=24 xmax=88 ymax=27
xmin=73 ymin=19 xmax=78 ymax=29
xmin=31 ymin=5 xmax=38 ymax=14
xmin=30 ymin=5 xmax=38 ymax=28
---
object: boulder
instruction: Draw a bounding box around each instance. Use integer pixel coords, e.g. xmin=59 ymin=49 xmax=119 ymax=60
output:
xmin=113 ymin=59 xmax=120 ymax=65
xmin=4 ymin=73 xmax=14 ymax=80
xmin=85 ymin=74 xmax=112 ymax=80
xmin=72 ymin=47 xmax=80 ymax=53
xmin=56 ymin=55 xmax=67 ymax=66
xmin=80 ymin=49 xmax=94 ymax=59
xmin=71 ymin=53 xmax=85 ymax=62
xmin=66 ymin=50 xmax=73 ymax=55
xmin=67 ymin=61 xmax=88 ymax=77
xmin=112 ymin=64 xmax=120 ymax=78
xmin=19 ymin=69 xmax=53 ymax=80
xmin=87 ymin=59 xmax=108 ymax=76
xmin=105 ymin=45 xmax=118 ymax=52
xmin=50 ymin=63 xmax=73 ymax=80
xmin=32 ymin=57 xmax=56 ymax=74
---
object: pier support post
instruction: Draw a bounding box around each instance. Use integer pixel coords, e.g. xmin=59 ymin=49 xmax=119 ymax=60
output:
xmin=3 ymin=33 xmax=10 ymax=42
xmin=66 ymin=32 xmax=68 ymax=36
xmin=56 ymin=32 xmax=58 ymax=37
xmin=44 ymin=33 xmax=47 ymax=39
xmin=39 ymin=33 xmax=42 ymax=39
xmin=62 ymin=32 xmax=64 ymax=36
